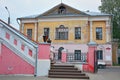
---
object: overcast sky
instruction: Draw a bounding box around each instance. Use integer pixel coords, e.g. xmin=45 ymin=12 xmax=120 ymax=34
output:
xmin=0 ymin=0 xmax=101 ymax=29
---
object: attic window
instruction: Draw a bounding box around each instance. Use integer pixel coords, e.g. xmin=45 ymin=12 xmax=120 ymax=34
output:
xmin=58 ymin=6 xmax=66 ymax=14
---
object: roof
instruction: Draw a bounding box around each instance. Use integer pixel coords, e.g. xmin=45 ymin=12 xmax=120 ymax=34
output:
xmin=84 ymin=11 xmax=111 ymax=16
xmin=18 ymin=3 xmax=111 ymax=19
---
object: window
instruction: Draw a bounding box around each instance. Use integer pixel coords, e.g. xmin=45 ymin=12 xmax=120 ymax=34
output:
xmin=96 ymin=27 xmax=102 ymax=40
xmin=27 ymin=29 xmax=32 ymax=39
xmin=55 ymin=25 xmax=68 ymax=40
xmin=44 ymin=28 xmax=49 ymax=37
xmin=58 ymin=6 xmax=66 ymax=14
xmin=75 ymin=27 xmax=81 ymax=39
xmin=74 ymin=50 xmax=81 ymax=60
xmin=97 ymin=50 xmax=103 ymax=60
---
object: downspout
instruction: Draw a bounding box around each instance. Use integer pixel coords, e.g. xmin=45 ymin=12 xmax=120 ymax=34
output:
xmin=34 ymin=45 xmax=38 ymax=77
xmin=16 ymin=18 xmax=20 ymax=30
xmin=36 ymin=22 xmax=38 ymax=42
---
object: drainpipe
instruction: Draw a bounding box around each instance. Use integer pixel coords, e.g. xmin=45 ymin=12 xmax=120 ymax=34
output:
xmin=34 ymin=46 xmax=38 ymax=77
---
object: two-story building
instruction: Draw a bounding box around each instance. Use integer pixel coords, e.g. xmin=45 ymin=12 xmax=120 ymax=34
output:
xmin=18 ymin=3 xmax=112 ymax=65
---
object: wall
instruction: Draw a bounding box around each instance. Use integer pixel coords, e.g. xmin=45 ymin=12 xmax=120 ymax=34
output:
xmin=112 ymin=42 xmax=118 ymax=64
xmin=0 ymin=44 xmax=34 ymax=75
xmin=37 ymin=43 xmax=51 ymax=76
xmin=52 ymin=44 xmax=88 ymax=53
xmin=24 ymin=23 xmax=35 ymax=40
xmin=97 ymin=44 xmax=112 ymax=65
xmin=92 ymin=21 xmax=106 ymax=44
xmin=38 ymin=20 xmax=89 ymax=44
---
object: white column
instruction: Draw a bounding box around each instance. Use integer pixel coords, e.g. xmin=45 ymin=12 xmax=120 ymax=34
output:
xmin=21 ymin=23 xmax=24 ymax=33
xmin=9 ymin=34 xmax=14 ymax=44
xmin=90 ymin=21 xmax=93 ymax=42
xmin=34 ymin=23 xmax=37 ymax=41
xmin=17 ymin=40 xmax=22 ymax=51
xmin=37 ymin=59 xmax=50 ymax=76
xmin=106 ymin=20 xmax=110 ymax=42
xmin=25 ymin=46 xmax=29 ymax=55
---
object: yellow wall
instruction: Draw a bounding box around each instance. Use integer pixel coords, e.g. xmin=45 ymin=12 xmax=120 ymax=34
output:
xmin=92 ymin=21 xmax=106 ymax=44
xmin=38 ymin=20 xmax=89 ymax=44
xmin=21 ymin=20 xmax=107 ymax=44
xmin=24 ymin=23 xmax=35 ymax=40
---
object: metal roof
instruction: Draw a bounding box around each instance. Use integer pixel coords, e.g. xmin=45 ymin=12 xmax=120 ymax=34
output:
xmin=84 ymin=11 xmax=111 ymax=16
xmin=18 ymin=3 xmax=111 ymax=19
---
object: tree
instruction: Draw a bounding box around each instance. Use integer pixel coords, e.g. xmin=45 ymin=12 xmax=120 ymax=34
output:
xmin=99 ymin=0 xmax=120 ymax=47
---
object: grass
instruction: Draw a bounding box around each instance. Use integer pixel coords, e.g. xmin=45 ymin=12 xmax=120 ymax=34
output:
xmin=113 ymin=63 xmax=120 ymax=66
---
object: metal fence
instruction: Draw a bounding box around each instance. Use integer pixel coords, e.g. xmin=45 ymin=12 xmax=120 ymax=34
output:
xmin=54 ymin=52 xmax=87 ymax=62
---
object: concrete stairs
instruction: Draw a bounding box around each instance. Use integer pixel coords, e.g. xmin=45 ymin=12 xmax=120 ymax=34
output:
xmin=48 ymin=64 xmax=89 ymax=79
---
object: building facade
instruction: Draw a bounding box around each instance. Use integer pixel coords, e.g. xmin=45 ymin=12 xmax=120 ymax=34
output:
xmin=18 ymin=3 xmax=112 ymax=65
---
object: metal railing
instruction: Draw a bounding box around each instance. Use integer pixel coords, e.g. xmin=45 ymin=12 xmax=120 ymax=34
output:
xmin=54 ymin=52 xmax=87 ymax=62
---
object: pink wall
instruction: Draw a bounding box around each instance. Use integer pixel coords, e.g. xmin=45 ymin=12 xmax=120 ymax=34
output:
xmin=38 ymin=43 xmax=50 ymax=59
xmin=52 ymin=44 xmax=88 ymax=53
xmin=61 ymin=52 xmax=67 ymax=63
xmin=88 ymin=46 xmax=96 ymax=73
xmin=0 ymin=44 xmax=34 ymax=75
xmin=82 ymin=45 xmax=97 ymax=73
xmin=97 ymin=44 xmax=112 ymax=65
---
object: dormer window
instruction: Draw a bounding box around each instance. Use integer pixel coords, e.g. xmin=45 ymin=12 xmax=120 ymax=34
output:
xmin=58 ymin=6 xmax=66 ymax=14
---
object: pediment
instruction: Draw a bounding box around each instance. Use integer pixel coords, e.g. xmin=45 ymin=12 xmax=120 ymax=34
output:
xmin=37 ymin=3 xmax=88 ymax=17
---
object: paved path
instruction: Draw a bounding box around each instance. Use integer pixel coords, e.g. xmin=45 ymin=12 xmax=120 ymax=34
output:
xmin=0 ymin=66 xmax=120 ymax=80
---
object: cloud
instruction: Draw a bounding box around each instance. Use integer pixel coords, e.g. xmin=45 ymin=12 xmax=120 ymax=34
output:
xmin=0 ymin=0 xmax=101 ymax=30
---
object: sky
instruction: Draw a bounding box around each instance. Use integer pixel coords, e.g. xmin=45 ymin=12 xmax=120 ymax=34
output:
xmin=0 ymin=0 xmax=101 ymax=30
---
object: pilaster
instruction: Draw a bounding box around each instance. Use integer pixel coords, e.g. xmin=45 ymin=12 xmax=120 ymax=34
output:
xmin=90 ymin=21 xmax=93 ymax=42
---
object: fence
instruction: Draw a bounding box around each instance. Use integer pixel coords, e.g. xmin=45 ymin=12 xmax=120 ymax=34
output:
xmin=54 ymin=52 xmax=87 ymax=63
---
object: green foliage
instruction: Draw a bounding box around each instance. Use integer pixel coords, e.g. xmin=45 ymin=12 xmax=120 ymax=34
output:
xmin=99 ymin=0 xmax=120 ymax=43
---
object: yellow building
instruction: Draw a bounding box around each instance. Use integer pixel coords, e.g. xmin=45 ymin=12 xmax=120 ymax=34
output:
xmin=18 ymin=3 xmax=112 ymax=65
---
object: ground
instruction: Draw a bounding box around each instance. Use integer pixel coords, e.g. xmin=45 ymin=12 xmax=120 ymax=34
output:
xmin=0 ymin=66 xmax=120 ymax=80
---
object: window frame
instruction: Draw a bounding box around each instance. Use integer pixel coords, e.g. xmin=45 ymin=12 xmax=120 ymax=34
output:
xmin=97 ymin=50 xmax=103 ymax=60
xmin=75 ymin=27 xmax=81 ymax=39
xmin=96 ymin=27 xmax=102 ymax=40
xmin=27 ymin=29 xmax=32 ymax=39
xmin=44 ymin=28 xmax=49 ymax=37
xmin=74 ymin=50 xmax=81 ymax=60
xmin=58 ymin=6 xmax=66 ymax=14
xmin=55 ymin=25 xmax=68 ymax=40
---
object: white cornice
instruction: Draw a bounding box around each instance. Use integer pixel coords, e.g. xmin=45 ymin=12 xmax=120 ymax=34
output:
xmin=38 ymin=17 xmax=89 ymax=22
xmin=21 ymin=19 xmax=38 ymax=23
xmin=88 ymin=16 xmax=111 ymax=21
xmin=20 ymin=16 xmax=111 ymax=23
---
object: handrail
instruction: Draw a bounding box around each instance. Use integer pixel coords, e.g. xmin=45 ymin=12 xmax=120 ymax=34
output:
xmin=0 ymin=19 xmax=38 ymax=47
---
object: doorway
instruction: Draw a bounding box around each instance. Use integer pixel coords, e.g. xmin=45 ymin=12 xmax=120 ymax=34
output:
xmin=58 ymin=47 xmax=64 ymax=60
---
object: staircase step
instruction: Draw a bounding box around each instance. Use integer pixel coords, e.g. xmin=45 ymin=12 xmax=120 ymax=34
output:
xmin=49 ymin=72 xmax=86 ymax=76
xmin=49 ymin=69 xmax=81 ymax=73
xmin=49 ymin=64 xmax=89 ymax=79
xmin=51 ymin=67 xmax=78 ymax=70
xmin=48 ymin=75 xmax=89 ymax=79
xmin=51 ymin=65 xmax=74 ymax=67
